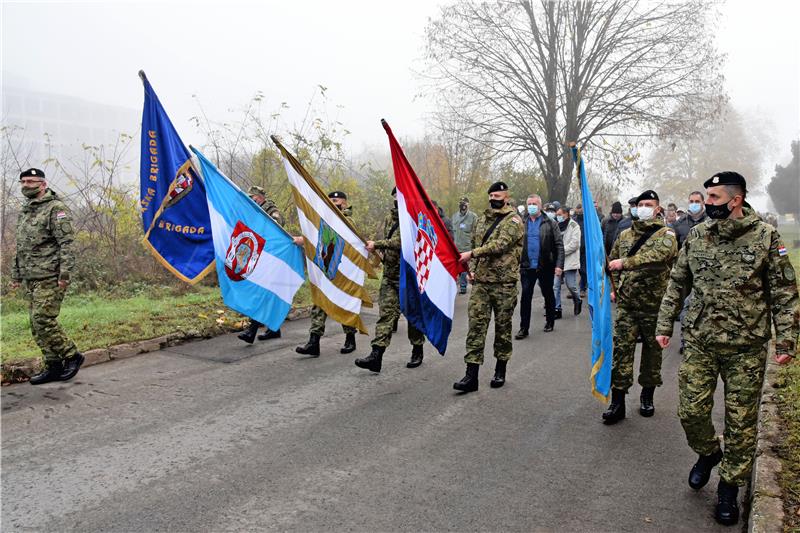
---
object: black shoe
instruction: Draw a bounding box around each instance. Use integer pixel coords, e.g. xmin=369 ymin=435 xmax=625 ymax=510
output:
xmin=340 ymin=332 xmax=357 ymax=354
xmin=543 ymin=322 xmax=554 ymax=332
xmin=407 ymin=345 xmax=423 ymax=368
xmin=355 ymin=346 xmax=384 ymax=372
xmin=602 ymin=389 xmax=626 ymax=424
xmin=714 ymin=480 xmax=739 ymax=526
xmin=296 ymin=334 xmax=321 ymax=357
xmin=59 ymin=353 xmax=85 ymax=382
xmin=29 ymin=362 xmax=64 ymax=385
xmin=237 ymin=321 xmax=260 ymax=344
xmin=257 ymin=328 xmax=281 ymax=341
xmin=554 ymin=309 xmax=562 ymax=320
xmin=639 ymin=386 xmax=655 ymax=417
xmin=453 ymin=362 xmax=479 ymax=393
xmin=459 ymin=287 xmax=467 ymax=295
xmin=688 ymin=449 xmax=723 ymax=489
xmin=490 ymin=359 xmax=507 ymax=388
xmin=514 ymin=329 xmax=529 ymax=340
xmin=574 ymin=299 xmax=582 ymax=316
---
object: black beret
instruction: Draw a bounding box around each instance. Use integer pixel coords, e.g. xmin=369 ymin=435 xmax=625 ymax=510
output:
xmin=328 ymin=191 xmax=347 ymax=200
xmin=704 ymin=171 xmax=747 ymax=192
xmin=635 ymin=189 xmax=659 ymax=203
xmin=20 ymin=168 xmax=45 ymax=180
xmin=611 ymin=201 xmax=623 ymax=214
xmin=487 ymin=181 xmax=508 ymax=194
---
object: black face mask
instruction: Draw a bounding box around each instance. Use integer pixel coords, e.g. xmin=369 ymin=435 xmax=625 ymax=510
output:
xmin=459 ymin=203 xmax=467 ymax=211
xmin=489 ymin=199 xmax=505 ymax=210
xmin=705 ymin=200 xmax=732 ymax=220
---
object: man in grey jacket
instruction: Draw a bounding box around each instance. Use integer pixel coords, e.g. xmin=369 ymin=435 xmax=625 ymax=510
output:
xmin=452 ymin=197 xmax=478 ymax=294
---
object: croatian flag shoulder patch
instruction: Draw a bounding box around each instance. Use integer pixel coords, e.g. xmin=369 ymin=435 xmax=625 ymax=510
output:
xmin=778 ymin=245 xmax=787 ymax=256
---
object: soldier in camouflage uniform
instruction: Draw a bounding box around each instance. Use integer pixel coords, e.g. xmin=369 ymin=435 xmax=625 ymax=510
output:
xmin=10 ymin=168 xmax=83 ymax=385
xmin=656 ymin=172 xmax=799 ymax=526
xmin=452 ymin=181 xmax=523 ymax=392
xmin=296 ymin=191 xmax=359 ymax=357
xmin=603 ymin=189 xmax=677 ymax=424
xmin=238 ymin=185 xmax=287 ymax=343
xmin=355 ymin=187 xmax=425 ymax=372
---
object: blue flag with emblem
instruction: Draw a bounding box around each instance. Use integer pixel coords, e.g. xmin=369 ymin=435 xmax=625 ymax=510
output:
xmin=139 ymin=71 xmax=214 ymax=283
xmin=192 ymin=147 xmax=306 ymax=331
xmin=573 ymin=145 xmax=613 ymax=402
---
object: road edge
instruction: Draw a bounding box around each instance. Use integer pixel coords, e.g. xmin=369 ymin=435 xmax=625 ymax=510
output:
xmin=748 ymin=353 xmax=785 ymax=532
xmin=1 ymin=306 xmax=313 ymax=384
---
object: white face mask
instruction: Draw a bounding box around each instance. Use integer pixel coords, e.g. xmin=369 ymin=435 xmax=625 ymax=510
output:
xmin=636 ymin=206 xmax=655 ymax=221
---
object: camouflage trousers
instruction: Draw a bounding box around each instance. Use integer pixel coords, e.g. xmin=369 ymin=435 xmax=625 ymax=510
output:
xmin=611 ymin=306 xmax=663 ymax=392
xmin=22 ymin=278 xmax=78 ymax=365
xmin=371 ymin=277 xmax=424 ymax=349
xmin=309 ymin=305 xmax=356 ymax=336
xmin=678 ymin=338 xmax=767 ymax=486
xmin=465 ymin=282 xmax=518 ymax=365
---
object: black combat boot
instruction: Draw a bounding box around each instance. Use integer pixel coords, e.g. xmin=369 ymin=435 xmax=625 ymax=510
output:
xmin=406 ymin=344 xmax=423 ymax=368
xmin=602 ymin=388 xmax=626 ymax=424
xmin=237 ymin=321 xmax=260 ymax=344
xmin=574 ymin=299 xmax=582 ymax=315
xmin=714 ymin=480 xmax=739 ymax=526
xmin=59 ymin=353 xmax=85 ymax=382
xmin=514 ymin=328 xmax=529 ymax=339
xmin=543 ymin=322 xmax=554 ymax=332
xmin=355 ymin=346 xmax=384 ymax=372
xmin=453 ymin=363 xmax=480 ymax=393
xmin=257 ymin=328 xmax=281 ymax=341
xmin=688 ymin=448 xmax=723 ymax=489
xmin=29 ymin=362 xmax=64 ymax=385
xmin=639 ymin=386 xmax=655 ymax=417
xmin=490 ymin=359 xmax=507 ymax=388
xmin=340 ymin=332 xmax=357 ymax=354
xmin=554 ymin=309 xmax=562 ymax=320
xmin=296 ymin=334 xmax=321 ymax=357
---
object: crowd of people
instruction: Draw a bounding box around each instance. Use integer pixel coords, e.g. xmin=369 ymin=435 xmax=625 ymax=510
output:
xmin=10 ymin=166 xmax=799 ymax=528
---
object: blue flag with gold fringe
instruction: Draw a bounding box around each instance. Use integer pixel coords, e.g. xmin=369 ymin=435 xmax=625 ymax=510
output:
xmin=139 ymin=71 xmax=214 ymax=283
xmin=573 ymin=145 xmax=613 ymax=402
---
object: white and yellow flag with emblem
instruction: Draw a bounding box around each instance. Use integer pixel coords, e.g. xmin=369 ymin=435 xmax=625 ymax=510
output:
xmin=272 ymin=136 xmax=375 ymax=334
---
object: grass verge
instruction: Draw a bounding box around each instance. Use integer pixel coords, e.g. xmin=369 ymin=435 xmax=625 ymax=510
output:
xmin=0 ymin=278 xmax=379 ymax=365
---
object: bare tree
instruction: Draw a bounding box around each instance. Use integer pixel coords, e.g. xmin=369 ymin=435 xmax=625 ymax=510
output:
xmin=423 ymin=0 xmax=726 ymax=202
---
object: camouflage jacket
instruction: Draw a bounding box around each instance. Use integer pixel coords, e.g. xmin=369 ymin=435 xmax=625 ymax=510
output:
xmin=656 ymin=209 xmax=799 ymax=354
xmin=469 ymin=205 xmax=524 ymax=284
xmin=259 ymin=197 xmax=284 ymax=227
xmin=373 ymin=207 xmax=401 ymax=281
xmin=12 ymin=189 xmax=76 ymax=282
xmin=610 ymin=219 xmax=678 ymax=311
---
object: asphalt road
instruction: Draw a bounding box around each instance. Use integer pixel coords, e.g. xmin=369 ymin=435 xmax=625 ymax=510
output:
xmin=1 ymin=289 xmax=733 ymax=532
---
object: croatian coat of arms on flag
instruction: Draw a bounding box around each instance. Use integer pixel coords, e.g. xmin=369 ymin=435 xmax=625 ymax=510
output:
xmin=414 ymin=212 xmax=438 ymax=293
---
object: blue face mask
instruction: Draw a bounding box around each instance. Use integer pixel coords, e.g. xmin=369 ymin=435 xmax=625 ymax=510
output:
xmin=527 ymin=205 xmax=539 ymax=216
xmin=545 ymin=211 xmax=556 ymax=220
xmin=556 ymin=215 xmax=565 ymax=223
xmin=630 ymin=207 xmax=638 ymax=218
xmin=688 ymin=203 xmax=702 ymax=214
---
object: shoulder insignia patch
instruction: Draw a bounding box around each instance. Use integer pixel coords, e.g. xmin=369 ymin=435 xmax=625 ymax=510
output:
xmin=56 ymin=211 xmax=67 ymax=220
xmin=778 ymin=245 xmax=788 ymax=256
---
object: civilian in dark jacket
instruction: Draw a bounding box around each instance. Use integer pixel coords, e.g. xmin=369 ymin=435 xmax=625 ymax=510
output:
xmin=673 ymin=191 xmax=708 ymax=248
xmin=602 ymin=201 xmax=624 ymax=255
xmin=614 ymin=197 xmax=639 ymax=243
xmin=516 ymin=196 xmax=565 ymax=337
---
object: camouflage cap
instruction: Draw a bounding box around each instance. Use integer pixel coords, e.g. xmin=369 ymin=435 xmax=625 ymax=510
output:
xmin=247 ymin=185 xmax=266 ymax=196
xmin=20 ymin=168 xmax=45 ymax=181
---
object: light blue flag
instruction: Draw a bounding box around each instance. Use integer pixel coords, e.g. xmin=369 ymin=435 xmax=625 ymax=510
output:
xmin=573 ymin=146 xmax=613 ymax=402
xmin=192 ymin=147 xmax=305 ymax=331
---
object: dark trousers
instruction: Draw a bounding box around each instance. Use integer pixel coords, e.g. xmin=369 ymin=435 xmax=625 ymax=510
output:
xmin=579 ymin=247 xmax=587 ymax=292
xmin=519 ymin=267 xmax=555 ymax=330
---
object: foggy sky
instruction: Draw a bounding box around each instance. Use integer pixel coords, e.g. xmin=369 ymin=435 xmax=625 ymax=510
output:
xmin=3 ymin=0 xmax=799 ymax=175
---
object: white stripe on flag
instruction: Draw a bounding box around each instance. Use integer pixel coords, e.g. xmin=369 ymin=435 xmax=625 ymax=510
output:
xmin=397 ymin=191 xmax=457 ymax=319
xmin=207 ymin=202 xmax=304 ymax=305
xmin=307 ymin=265 xmax=362 ymax=313
xmin=283 ymin=158 xmax=369 ymax=259
xmin=297 ymin=209 xmax=366 ymax=286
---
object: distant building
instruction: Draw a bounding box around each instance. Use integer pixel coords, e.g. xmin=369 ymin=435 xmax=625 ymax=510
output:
xmin=2 ymin=85 xmax=140 ymax=186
